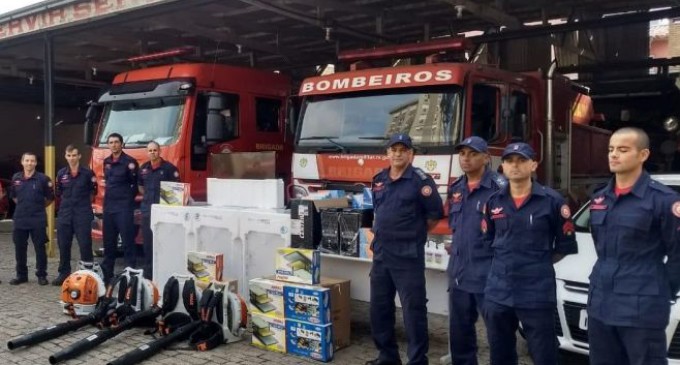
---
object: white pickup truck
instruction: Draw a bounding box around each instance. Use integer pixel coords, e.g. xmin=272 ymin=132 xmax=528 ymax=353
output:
xmin=554 ymin=174 xmax=680 ymax=362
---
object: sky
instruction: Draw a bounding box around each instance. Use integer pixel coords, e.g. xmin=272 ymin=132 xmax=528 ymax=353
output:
xmin=0 ymin=0 xmax=44 ymax=16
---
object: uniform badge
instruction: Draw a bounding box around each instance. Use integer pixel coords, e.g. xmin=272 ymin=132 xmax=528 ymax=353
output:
xmin=560 ymin=204 xmax=571 ymax=219
xmin=480 ymin=219 xmax=488 ymax=234
xmin=128 ymin=163 xmax=136 ymax=170
xmin=174 ymin=171 xmax=180 ymax=178
xmin=421 ymin=185 xmax=432 ymax=197
xmin=491 ymin=207 xmax=503 ymax=215
xmin=451 ymin=192 xmax=462 ymax=203
xmin=593 ymin=197 xmax=604 ymax=204
xmin=47 ymin=181 xmax=53 ymax=187
xmin=91 ymin=176 xmax=97 ymax=182
xmin=673 ymin=201 xmax=680 ymax=218
xmin=562 ymin=220 xmax=575 ymax=235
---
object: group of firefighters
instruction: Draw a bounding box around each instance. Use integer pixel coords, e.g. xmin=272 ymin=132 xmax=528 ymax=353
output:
xmin=367 ymin=128 xmax=680 ymax=365
xmin=3 ymin=127 xmax=678 ymax=365
xmin=6 ymin=133 xmax=178 ymax=287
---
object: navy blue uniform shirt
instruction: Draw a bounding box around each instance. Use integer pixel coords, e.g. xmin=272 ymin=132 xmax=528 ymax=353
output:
xmin=483 ymin=181 xmax=577 ymax=309
xmin=588 ymin=172 xmax=680 ymax=329
xmin=10 ymin=171 xmax=54 ymax=230
xmin=103 ymin=152 xmax=139 ymax=212
xmin=138 ymin=159 xmax=180 ymax=217
xmin=371 ymin=164 xmax=444 ymax=268
xmin=447 ymin=169 xmax=505 ymax=293
xmin=56 ymin=166 xmax=97 ymax=225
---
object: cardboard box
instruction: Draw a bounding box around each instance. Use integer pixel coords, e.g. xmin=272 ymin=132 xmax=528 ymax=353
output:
xmin=284 ymin=284 xmax=331 ymax=324
xmin=249 ymin=278 xmax=285 ymax=318
xmin=160 ymin=181 xmax=191 ymax=206
xmin=187 ymin=251 xmax=223 ymax=282
xmin=339 ymin=210 xmax=373 ymax=257
xmin=275 ymin=248 xmax=321 ymax=285
xmin=319 ymin=209 xmax=341 ymax=254
xmin=320 ymin=277 xmax=351 ymax=350
xmin=251 ymin=313 xmax=286 ymax=353
xmin=291 ymin=198 xmax=348 ymax=249
xmin=207 ymin=178 xmax=284 ymax=209
xmin=285 ymin=319 xmax=334 ymax=362
xmin=196 ymin=277 xmax=238 ymax=293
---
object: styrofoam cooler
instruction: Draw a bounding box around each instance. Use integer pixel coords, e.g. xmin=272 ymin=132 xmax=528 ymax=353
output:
xmin=207 ymin=178 xmax=284 ymax=209
xmin=191 ymin=206 xmax=241 ymax=288
xmin=151 ymin=204 xmax=195 ymax=288
xmin=239 ymin=210 xmax=291 ymax=298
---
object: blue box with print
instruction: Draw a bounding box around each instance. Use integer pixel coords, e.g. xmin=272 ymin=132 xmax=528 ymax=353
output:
xmin=284 ymin=284 xmax=331 ymax=324
xmin=286 ymin=319 xmax=334 ymax=362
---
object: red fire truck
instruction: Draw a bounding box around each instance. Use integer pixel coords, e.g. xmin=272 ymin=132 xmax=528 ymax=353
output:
xmin=85 ymin=63 xmax=292 ymax=251
xmin=289 ymin=38 xmax=611 ymax=235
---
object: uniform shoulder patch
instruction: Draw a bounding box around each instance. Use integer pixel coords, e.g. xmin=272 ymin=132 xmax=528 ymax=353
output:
xmin=413 ymin=167 xmax=429 ymax=181
xmin=672 ymin=201 xmax=680 ymax=218
xmin=560 ymin=204 xmax=571 ymax=219
xmin=421 ymin=185 xmax=433 ymax=197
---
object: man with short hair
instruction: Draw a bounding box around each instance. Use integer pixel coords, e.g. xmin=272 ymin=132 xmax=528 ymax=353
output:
xmin=483 ymin=142 xmax=577 ymax=365
xmin=52 ymin=144 xmax=97 ymax=286
xmin=587 ymin=127 xmax=680 ymax=365
xmin=9 ymin=152 xmax=54 ymax=286
xmin=447 ymin=136 xmax=505 ymax=365
xmin=101 ymin=133 xmax=139 ymax=284
xmin=366 ymin=133 xmax=444 ymax=365
xmin=138 ymin=141 xmax=179 ymax=280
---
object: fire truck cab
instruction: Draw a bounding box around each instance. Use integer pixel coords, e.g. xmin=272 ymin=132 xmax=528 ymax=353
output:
xmin=85 ymin=63 xmax=292 ymax=250
xmin=291 ymin=39 xmax=610 ymax=235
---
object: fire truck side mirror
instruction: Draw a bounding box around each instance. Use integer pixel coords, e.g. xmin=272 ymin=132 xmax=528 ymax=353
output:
xmin=83 ymin=102 xmax=100 ymax=146
xmin=286 ymin=97 xmax=299 ymax=136
xmin=205 ymin=93 xmax=227 ymax=144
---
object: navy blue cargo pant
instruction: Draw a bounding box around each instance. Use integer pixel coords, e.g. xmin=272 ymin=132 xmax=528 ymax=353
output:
xmin=57 ymin=219 xmax=94 ymax=276
xmin=370 ymin=259 xmax=428 ymax=365
xmin=449 ymin=288 xmax=486 ymax=365
xmin=101 ymin=210 xmax=136 ymax=282
xmin=588 ymin=316 xmax=667 ymax=365
xmin=485 ymin=300 xmax=557 ymax=365
xmin=13 ymin=227 xmax=48 ymax=279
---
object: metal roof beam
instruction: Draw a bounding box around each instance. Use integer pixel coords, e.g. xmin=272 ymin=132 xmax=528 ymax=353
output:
xmin=439 ymin=0 xmax=521 ymax=28
xmin=279 ymin=0 xmax=432 ymax=25
xmin=234 ymin=0 xmax=393 ymax=43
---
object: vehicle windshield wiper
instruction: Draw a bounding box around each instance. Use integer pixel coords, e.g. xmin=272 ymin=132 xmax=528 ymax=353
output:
xmin=357 ymin=136 xmax=388 ymax=140
xmin=298 ymin=136 xmax=347 ymax=152
xmin=124 ymin=139 xmax=155 ymax=147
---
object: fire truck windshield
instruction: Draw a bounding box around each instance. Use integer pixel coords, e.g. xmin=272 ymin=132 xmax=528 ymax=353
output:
xmin=297 ymin=87 xmax=462 ymax=149
xmin=96 ymin=96 xmax=185 ymax=148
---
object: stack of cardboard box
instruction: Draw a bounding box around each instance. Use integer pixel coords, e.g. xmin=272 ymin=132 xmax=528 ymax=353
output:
xmin=249 ymin=247 xmax=351 ymax=362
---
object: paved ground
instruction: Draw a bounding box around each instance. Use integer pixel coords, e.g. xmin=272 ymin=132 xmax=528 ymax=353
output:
xmin=0 ymin=224 xmax=588 ymax=364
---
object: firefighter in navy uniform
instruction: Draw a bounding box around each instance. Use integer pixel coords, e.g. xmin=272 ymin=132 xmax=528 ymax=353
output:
xmin=587 ymin=127 xmax=680 ymax=365
xmin=101 ymin=132 xmax=139 ymax=284
xmin=446 ymin=136 xmax=505 ymax=365
xmin=482 ymin=142 xmax=577 ymax=365
xmin=138 ymin=141 xmax=180 ymax=280
xmin=366 ymin=133 xmax=444 ymax=365
xmin=9 ymin=152 xmax=55 ymax=286
xmin=52 ymin=144 xmax=97 ymax=286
